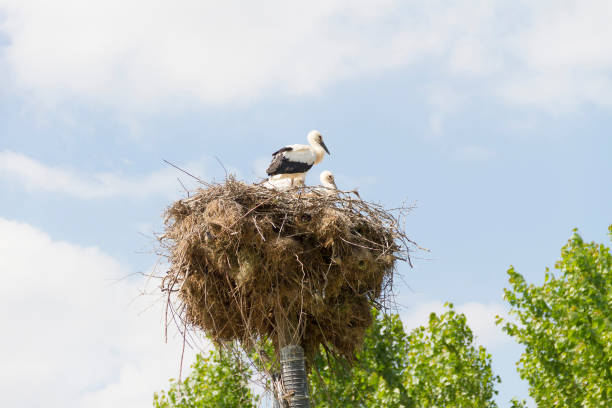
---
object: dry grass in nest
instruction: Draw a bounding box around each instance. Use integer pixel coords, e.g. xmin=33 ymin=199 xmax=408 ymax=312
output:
xmin=160 ymin=176 xmax=414 ymax=363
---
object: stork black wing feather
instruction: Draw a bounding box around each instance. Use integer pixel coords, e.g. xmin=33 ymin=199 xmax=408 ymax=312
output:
xmin=271 ymin=146 xmax=293 ymax=156
xmin=266 ymin=154 xmax=313 ymax=176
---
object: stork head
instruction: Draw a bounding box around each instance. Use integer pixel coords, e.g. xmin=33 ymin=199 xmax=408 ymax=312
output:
xmin=307 ymin=130 xmax=330 ymax=155
xmin=320 ymin=170 xmax=337 ymax=190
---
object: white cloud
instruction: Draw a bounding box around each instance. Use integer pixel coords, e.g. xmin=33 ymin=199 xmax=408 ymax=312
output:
xmin=0 ymin=0 xmax=417 ymax=109
xmin=497 ymin=1 xmax=612 ymax=111
xmin=401 ymin=300 xmax=508 ymax=350
xmin=0 ymin=150 xmax=205 ymax=199
xmin=0 ymin=1 xmax=611 ymax=112
xmin=511 ymin=2 xmax=612 ymax=72
xmin=0 ymin=217 xmax=203 ymax=408
xmin=498 ymin=72 xmax=612 ymax=112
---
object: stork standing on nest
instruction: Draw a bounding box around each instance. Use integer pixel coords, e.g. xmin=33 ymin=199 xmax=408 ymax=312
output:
xmin=266 ymin=130 xmax=330 ymax=187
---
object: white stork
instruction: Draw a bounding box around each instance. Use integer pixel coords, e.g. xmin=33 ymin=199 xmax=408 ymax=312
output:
xmin=266 ymin=130 xmax=330 ymax=186
xmin=319 ymin=170 xmax=338 ymax=195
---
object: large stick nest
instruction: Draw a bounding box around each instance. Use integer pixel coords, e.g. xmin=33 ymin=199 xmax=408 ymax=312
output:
xmin=160 ymin=176 xmax=413 ymax=361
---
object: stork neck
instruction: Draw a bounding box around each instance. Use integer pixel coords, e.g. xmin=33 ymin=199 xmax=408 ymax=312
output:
xmin=311 ymin=143 xmax=325 ymax=164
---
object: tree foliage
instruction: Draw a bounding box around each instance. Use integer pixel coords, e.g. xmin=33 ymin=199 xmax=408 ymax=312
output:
xmin=155 ymin=306 xmax=500 ymax=407
xmin=309 ymin=310 xmax=412 ymax=407
xmin=404 ymin=304 xmax=500 ymax=408
xmin=153 ymin=350 xmax=258 ymax=408
xmin=500 ymin=226 xmax=612 ymax=407
xmin=308 ymin=305 xmax=500 ymax=407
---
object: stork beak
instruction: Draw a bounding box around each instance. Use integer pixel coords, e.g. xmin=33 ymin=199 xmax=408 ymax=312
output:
xmin=321 ymin=140 xmax=330 ymax=155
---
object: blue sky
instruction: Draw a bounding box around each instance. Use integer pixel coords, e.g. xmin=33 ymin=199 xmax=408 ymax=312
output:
xmin=1 ymin=1 xmax=611 ymax=407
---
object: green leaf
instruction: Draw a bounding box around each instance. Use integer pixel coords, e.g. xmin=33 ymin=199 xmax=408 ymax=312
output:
xmin=501 ymin=225 xmax=612 ymax=407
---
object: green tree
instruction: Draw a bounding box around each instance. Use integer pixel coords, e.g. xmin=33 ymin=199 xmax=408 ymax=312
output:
xmin=153 ymin=349 xmax=258 ymax=408
xmin=403 ymin=304 xmax=500 ymax=408
xmin=309 ymin=310 xmax=412 ymax=408
xmin=309 ymin=305 xmax=500 ymax=407
xmin=156 ymin=306 xmax=501 ymax=407
xmin=500 ymin=226 xmax=612 ymax=407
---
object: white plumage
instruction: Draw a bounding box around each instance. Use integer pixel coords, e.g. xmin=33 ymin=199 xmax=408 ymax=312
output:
xmin=266 ymin=130 xmax=330 ymax=186
xmin=261 ymin=177 xmax=295 ymax=191
xmin=318 ymin=170 xmax=338 ymax=195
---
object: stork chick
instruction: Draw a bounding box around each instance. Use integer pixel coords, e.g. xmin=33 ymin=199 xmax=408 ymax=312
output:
xmin=319 ymin=170 xmax=338 ymax=195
